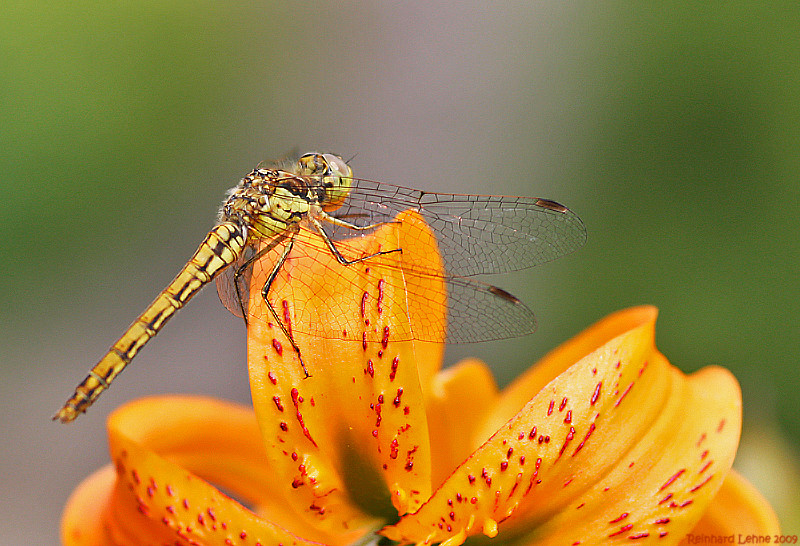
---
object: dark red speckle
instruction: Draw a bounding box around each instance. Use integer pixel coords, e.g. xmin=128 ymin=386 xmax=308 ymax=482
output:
xmin=659 ymin=469 xmax=686 ymax=491
xmin=273 ymin=396 xmax=284 ymax=411
xmin=389 ymin=356 xmax=399 ymax=381
xmin=558 ymin=427 xmax=575 ymax=459
xmin=547 ymin=399 xmax=555 ymax=416
xmin=268 ymin=372 xmax=278 ymax=385
xmin=381 ymin=326 xmax=390 ymax=348
xmin=377 ymin=279 xmax=385 ymax=313
xmin=614 ymin=382 xmax=634 ymax=408
xmin=281 ymin=300 xmax=292 ymax=334
xmin=609 ymin=512 xmax=629 ymax=523
xmin=272 ymin=338 xmax=283 ymax=355
xmin=690 ymin=474 xmax=714 ymax=493
xmin=591 ymin=381 xmax=602 ymax=405
xmin=608 ymin=524 xmax=633 ymax=537
xmin=559 ymin=397 xmax=568 ymax=411
xmin=572 ymin=422 xmax=596 ymax=457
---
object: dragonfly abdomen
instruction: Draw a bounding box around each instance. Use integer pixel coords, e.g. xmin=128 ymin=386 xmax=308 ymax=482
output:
xmin=54 ymin=222 xmax=246 ymax=423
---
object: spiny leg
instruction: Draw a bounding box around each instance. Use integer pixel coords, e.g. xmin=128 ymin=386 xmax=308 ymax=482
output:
xmin=233 ymin=235 xmax=287 ymax=326
xmin=310 ymin=216 xmax=402 ymax=266
xmin=260 ymin=232 xmax=310 ymax=377
xmin=321 ymin=210 xmax=401 ymax=232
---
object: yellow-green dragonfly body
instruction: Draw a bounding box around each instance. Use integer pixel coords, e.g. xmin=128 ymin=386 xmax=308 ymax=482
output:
xmin=55 ymin=152 xmax=585 ymax=423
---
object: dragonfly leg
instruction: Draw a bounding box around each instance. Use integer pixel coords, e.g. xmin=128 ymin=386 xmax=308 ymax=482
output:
xmin=310 ymin=216 xmax=401 ymax=266
xmin=260 ymin=232 xmax=310 ymax=378
xmin=320 ymin=210 xmax=401 ymax=232
xmin=233 ymin=235 xmax=287 ymax=326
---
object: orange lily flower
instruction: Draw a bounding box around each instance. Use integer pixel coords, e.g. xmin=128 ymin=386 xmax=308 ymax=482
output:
xmin=62 ymin=211 xmax=779 ymax=545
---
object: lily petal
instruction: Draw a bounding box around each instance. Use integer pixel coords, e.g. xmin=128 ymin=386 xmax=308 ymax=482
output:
xmin=384 ymin=306 xmax=743 ymax=545
xmin=61 ymin=465 xmax=115 ymax=545
xmin=62 ymin=395 xmax=336 ymax=545
xmin=683 ymin=469 xmax=781 ymax=540
xmin=426 ymin=358 xmax=499 ymax=488
xmin=246 ymin=211 xmax=446 ymax=532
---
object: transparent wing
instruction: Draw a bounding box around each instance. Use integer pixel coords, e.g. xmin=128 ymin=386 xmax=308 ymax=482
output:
xmin=214 ymin=175 xmax=585 ymax=343
xmin=325 ymin=178 xmax=587 ymax=278
xmin=231 ymin=227 xmax=538 ymax=343
xmin=216 ymin=244 xmax=256 ymax=318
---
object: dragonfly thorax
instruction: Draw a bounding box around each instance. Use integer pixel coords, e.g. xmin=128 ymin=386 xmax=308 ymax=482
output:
xmin=219 ymin=169 xmax=315 ymax=241
xmin=218 ymin=153 xmax=354 ymax=241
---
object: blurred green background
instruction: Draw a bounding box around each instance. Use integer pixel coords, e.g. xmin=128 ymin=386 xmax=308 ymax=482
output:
xmin=2 ymin=2 xmax=798 ymax=542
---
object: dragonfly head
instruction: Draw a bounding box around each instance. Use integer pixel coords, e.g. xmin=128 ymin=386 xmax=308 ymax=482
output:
xmin=297 ymin=152 xmax=353 ymax=211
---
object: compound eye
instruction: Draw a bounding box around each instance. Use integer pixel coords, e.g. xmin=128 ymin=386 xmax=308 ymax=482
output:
xmin=319 ymin=154 xmax=353 ymax=211
xmin=321 ymin=153 xmax=351 ymax=179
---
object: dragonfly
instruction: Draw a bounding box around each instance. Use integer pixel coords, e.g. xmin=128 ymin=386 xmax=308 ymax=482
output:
xmin=54 ymin=152 xmax=586 ymax=423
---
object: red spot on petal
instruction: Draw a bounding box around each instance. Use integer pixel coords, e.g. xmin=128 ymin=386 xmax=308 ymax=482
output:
xmin=272 ymin=338 xmax=283 ymax=355
xmin=557 ymin=427 xmax=575 ymax=459
xmin=659 ymin=469 xmax=686 ymax=491
xmin=377 ymin=279 xmax=385 ymax=313
xmin=393 ymin=387 xmax=403 ymax=407
xmin=281 ymin=300 xmax=292 ymax=334
xmin=608 ymin=524 xmax=633 ymax=537
xmin=609 ymin=512 xmax=629 ymax=523
xmin=591 ymin=381 xmax=602 ymax=405
xmin=690 ymin=474 xmax=714 ymax=493
xmin=573 ymin=422 xmax=596 ymax=456
xmin=614 ymin=382 xmax=634 ymax=407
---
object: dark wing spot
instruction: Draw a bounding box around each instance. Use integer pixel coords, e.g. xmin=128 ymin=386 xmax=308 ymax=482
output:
xmin=534 ymin=198 xmax=569 ymax=213
xmin=488 ymin=285 xmax=522 ymax=304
